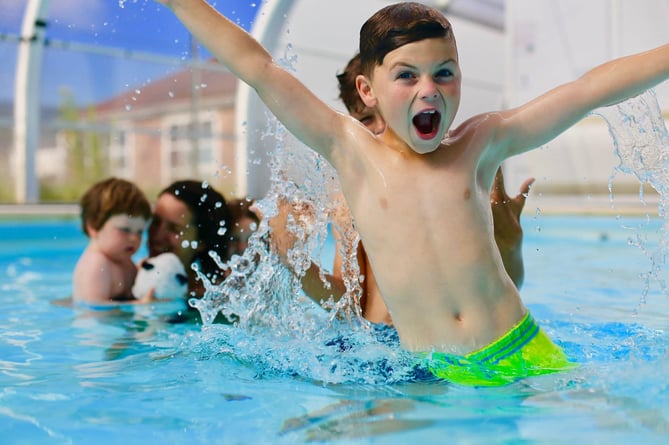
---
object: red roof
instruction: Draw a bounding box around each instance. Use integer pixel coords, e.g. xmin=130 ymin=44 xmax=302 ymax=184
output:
xmin=92 ymin=62 xmax=238 ymax=115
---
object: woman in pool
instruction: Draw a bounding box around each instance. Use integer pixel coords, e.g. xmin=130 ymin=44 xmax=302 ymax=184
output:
xmin=148 ymin=180 xmax=233 ymax=300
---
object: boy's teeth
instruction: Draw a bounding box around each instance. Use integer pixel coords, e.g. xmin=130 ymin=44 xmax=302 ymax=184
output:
xmin=412 ymin=109 xmax=442 ymax=137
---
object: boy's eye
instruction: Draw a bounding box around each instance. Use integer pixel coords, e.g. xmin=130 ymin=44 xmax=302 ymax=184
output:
xmin=435 ymin=68 xmax=454 ymax=79
xmin=359 ymin=115 xmax=375 ymax=126
xmin=396 ymin=71 xmax=415 ymax=80
xmin=117 ymin=226 xmax=144 ymax=235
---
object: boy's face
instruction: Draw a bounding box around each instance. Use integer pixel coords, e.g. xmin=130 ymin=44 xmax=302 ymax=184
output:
xmin=360 ymin=37 xmax=461 ymax=154
xmin=90 ymin=214 xmax=146 ymax=262
xmin=227 ymin=215 xmax=258 ymax=257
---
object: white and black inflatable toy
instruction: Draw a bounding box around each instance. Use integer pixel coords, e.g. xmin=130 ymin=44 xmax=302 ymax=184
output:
xmin=132 ymin=252 xmax=188 ymax=300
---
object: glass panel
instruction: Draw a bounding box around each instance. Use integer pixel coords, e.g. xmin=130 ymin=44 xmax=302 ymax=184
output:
xmin=0 ymin=1 xmax=258 ymax=203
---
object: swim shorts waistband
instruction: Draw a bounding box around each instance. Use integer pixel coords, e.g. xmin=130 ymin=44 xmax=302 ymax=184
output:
xmin=425 ymin=311 xmax=574 ymax=387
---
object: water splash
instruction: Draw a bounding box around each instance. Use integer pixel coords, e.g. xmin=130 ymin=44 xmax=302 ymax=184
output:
xmin=183 ymin=44 xmax=378 ymax=383
xmin=190 ymin=118 xmax=365 ymax=329
xmin=185 ymin=125 xmax=399 ymax=383
xmin=593 ymin=89 xmax=669 ymax=302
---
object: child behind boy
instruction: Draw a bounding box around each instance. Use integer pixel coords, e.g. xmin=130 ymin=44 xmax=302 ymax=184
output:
xmin=156 ymin=0 xmax=669 ymax=385
xmin=73 ymin=177 xmax=153 ymax=305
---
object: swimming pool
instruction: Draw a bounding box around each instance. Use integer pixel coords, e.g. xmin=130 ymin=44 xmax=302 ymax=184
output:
xmin=1 ymin=213 xmax=669 ymax=444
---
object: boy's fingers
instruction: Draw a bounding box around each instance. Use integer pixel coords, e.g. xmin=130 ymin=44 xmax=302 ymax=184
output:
xmin=249 ymin=203 xmax=263 ymax=219
xmin=517 ymin=177 xmax=536 ymax=198
xmin=493 ymin=168 xmax=505 ymax=191
xmin=140 ymin=287 xmax=156 ymax=303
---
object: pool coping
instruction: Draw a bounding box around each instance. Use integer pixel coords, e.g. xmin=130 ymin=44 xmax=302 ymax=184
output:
xmin=0 ymin=203 xmax=79 ymax=218
xmin=0 ymin=193 xmax=662 ymax=217
xmin=524 ymin=193 xmax=661 ymax=216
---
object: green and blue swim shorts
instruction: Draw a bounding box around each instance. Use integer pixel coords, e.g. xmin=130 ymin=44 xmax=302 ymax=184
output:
xmin=424 ymin=312 xmax=575 ymax=387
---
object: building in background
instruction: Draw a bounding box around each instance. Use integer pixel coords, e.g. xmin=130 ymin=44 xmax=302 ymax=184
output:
xmin=78 ymin=64 xmax=239 ymax=197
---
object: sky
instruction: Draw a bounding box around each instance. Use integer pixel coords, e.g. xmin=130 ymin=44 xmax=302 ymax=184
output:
xmin=0 ymin=0 xmax=259 ymax=51
xmin=0 ymin=0 xmax=260 ymax=106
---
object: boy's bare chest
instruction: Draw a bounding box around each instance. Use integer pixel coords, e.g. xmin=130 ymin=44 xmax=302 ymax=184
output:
xmin=361 ymin=159 xmax=476 ymax=211
xmin=347 ymin=164 xmax=485 ymax=257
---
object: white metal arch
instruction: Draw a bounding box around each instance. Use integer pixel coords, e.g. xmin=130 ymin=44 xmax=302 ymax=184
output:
xmin=234 ymin=0 xmax=297 ymax=198
xmin=13 ymin=0 xmax=50 ymax=203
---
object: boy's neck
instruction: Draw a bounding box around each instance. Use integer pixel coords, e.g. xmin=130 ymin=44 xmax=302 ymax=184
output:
xmin=381 ymin=127 xmax=440 ymax=157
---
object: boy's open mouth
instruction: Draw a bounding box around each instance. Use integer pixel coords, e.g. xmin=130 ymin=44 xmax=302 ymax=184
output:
xmin=412 ymin=110 xmax=441 ymax=140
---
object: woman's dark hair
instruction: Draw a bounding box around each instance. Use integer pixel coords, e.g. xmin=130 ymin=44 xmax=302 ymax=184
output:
xmin=160 ymin=180 xmax=233 ymax=280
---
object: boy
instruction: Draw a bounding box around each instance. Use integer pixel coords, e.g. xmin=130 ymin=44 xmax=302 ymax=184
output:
xmin=73 ymin=177 xmax=153 ymax=305
xmin=156 ymin=0 xmax=669 ymax=385
xmin=271 ymin=53 xmax=533 ymax=326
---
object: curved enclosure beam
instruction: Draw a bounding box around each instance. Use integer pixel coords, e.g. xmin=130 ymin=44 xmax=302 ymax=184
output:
xmin=13 ymin=0 xmax=51 ymax=203
xmin=234 ymin=0 xmax=297 ymax=198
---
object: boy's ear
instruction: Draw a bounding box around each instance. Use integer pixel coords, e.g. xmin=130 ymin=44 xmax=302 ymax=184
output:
xmin=356 ymin=74 xmax=377 ymax=108
xmin=86 ymin=222 xmax=98 ymax=238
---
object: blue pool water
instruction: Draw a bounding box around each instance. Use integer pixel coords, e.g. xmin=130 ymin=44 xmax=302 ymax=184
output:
xmin=1 ymin=214 xmax=669 ymax=444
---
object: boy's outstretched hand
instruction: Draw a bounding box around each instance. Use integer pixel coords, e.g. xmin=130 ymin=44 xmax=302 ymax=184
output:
xmin=490 ymin=167 xmax=535 ymax=289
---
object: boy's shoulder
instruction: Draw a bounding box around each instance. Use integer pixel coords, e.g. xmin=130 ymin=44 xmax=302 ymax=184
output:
xmin=75 ymin=247 xmax=118 ymax=274
xmin=438 ymin=112 xmax=502 ymax=149
xmin=453 ymin=111 xmax=504 ymax=135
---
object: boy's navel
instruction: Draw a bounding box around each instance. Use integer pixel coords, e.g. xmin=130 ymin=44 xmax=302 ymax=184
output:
xmin=463 ymin=188 xmax=471 ymax=200
xmin=379 ymin=198 xmax=388 ymax=209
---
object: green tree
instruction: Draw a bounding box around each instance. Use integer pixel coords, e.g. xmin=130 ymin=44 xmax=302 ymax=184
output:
xmin=43 ymin=89 xmax=107 ymax=201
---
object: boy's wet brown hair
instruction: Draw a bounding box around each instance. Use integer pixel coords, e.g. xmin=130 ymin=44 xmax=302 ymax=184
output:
xmin=80 ymin=177 xmax=151 ymax=236
xmin=336 ymin=53 xmax=366 ymax=115
xmin=359 ymin=2 xmax=453 ymax=78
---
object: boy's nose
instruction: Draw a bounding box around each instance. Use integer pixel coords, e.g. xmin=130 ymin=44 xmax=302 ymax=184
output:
xmin=419 ymin=79 xmax=439 ymax=100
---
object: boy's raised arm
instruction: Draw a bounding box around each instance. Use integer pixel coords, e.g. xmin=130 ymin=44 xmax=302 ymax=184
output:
xmin=499 ymin=43 xmax=669 ymax=161
xmin=155 ymin=0 xmax=345 ymax=161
